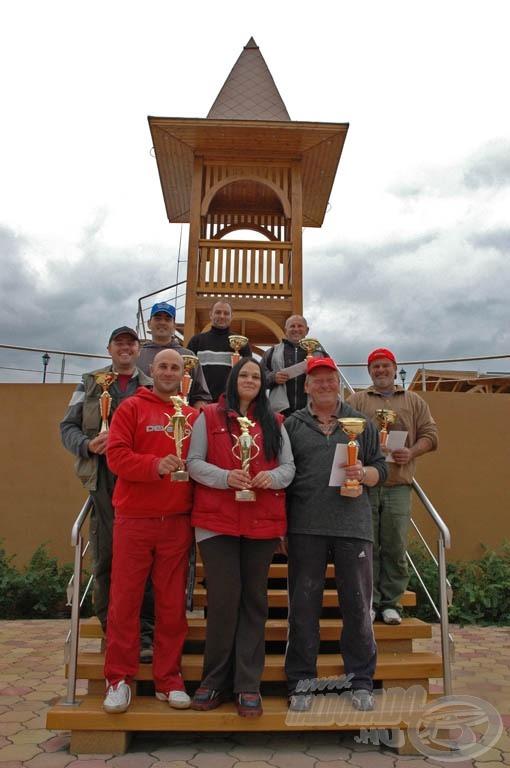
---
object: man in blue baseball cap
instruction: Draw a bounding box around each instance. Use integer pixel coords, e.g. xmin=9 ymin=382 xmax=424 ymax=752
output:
xmin=138 ymin=302 xmax=212 ymax=410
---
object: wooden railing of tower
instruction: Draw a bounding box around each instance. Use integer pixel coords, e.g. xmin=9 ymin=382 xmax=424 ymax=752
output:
xmin=197 ymin=240 xmax=292 ymax=297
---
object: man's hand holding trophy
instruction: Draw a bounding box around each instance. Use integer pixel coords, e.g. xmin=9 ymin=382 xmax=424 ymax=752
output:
xmin=163 ymin=396 xmax=193 ymax=481
xmin=337 ymin=417 xmax=366 ymax=498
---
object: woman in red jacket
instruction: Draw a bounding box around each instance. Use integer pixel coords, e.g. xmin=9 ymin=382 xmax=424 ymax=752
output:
xmin=188 ymin=357 xmax=295 ymax=717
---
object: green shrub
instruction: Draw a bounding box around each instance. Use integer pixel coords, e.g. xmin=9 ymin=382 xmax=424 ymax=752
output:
xmin=0 ymin=541 xmax=92 ymax=619
xmin=407 ymin=540 xmax=510 ymax=625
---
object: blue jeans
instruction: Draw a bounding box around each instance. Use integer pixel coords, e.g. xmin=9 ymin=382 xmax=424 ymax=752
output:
xmin=285 ymin=533 xmax=376 ymax=694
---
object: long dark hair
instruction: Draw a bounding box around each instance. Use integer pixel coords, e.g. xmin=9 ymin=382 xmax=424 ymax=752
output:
xmin=224 ymin=357 xmax=283 ymax=461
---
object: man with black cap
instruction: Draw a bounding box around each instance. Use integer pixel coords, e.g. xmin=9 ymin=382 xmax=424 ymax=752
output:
xmin=60 ymin=326 xmax=155 ymax=657
xmin=138 ymin=302 xmax=212 ymax=410
xmin=284 ymin=357 xmax=387 ymax=714
xmin=349 ymin=348 xmax=438 ymax=626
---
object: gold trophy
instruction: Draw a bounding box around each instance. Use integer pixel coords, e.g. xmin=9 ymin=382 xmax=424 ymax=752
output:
xmin=231 ymin=416 xmax=260 ymax=501
xmin=228 ymin=334 xmax=249 ymax=366
xmin=180 ymin=354 xmax=199 ymax=404
xmin=164 ymin=396 xmax=192 ymax=481
xmin=298 ymin=337 xmax=320 ymax=358
xmin=93 ymin=372 xmax=118 ymax=433
xmin=375 ymin=408 xmax=397 ymax=450
xmin=338 ymin=417 xmax=366 ymax=497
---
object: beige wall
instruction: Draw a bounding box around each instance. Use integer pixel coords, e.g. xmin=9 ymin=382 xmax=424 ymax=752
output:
xmin=1 ymin=384 xmax=85 ymax=568
xmin=1 ymin=384 xmax=509 ymax=567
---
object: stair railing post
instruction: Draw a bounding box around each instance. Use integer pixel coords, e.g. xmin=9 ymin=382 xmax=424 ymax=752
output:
xmin=62 ymin=496 xmax=93 ymax=706
xmin=438 ymin=536 xmax=453 ymax=695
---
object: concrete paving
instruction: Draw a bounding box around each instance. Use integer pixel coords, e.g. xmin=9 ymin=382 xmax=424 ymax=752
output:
xmin=0 ymin=619 xmax=508 ymax=767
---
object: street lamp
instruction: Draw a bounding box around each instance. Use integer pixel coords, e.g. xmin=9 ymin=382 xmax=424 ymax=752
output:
xmin=42 ymin=352 xmax=50 ymax=383
xmin=399 ymin=367 xmax=407 ymax=389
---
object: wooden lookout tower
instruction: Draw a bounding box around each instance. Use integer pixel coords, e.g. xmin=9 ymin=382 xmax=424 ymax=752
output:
xmin=148 ymin=38 xmax=349 ymax=350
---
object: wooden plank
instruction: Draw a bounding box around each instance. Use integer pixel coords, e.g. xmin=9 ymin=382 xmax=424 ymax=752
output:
xmin=81 ymin=615 xmax=431 ymax=642
xmin=192 ymin=587 xmax=416 ymax=608
xmin=70 ymin=729 xmax=131 ymax=755
xmin=73 ymin=651 xmax=443 ymax=684
xmin=47 ymin=691 xmax=437 ymax=734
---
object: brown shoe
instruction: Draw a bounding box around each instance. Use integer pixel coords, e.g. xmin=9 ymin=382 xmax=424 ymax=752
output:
xmin=236 ymin=692 xmax=263 ymax=717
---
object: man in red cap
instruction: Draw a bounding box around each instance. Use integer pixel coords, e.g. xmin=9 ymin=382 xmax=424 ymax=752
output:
xmin=284 ymin=356 xmax=388 ymax=713
xmin=349 ymin=348 xmax=438 ymax=625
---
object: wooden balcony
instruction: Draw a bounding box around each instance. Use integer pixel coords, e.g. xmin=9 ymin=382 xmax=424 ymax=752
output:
xmin=197 ymin=240 xmax=293 ymax=297
xmin=188 ymin=239 xmax=296 ymax=344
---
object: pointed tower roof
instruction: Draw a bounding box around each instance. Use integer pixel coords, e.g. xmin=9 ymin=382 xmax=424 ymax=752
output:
xmin=148 ymin=40 xmax=349 ymax=226
xmin=207 ymin=38 xmax=290 ymax=121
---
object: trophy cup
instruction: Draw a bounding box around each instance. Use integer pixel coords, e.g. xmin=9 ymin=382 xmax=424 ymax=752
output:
xmin=164 ymin=396 xmax=192 ymax=481
xmin=337 ymin=417 xmax=366 ymax=497
xmin=228 ymin=334 xmax=249 ymax=366
xmin=180 ymin=354 xmax=199 ymax=404
xmin=298 ymin=337 xmax=320 ymax=358
xmin=375 ymin=408 xmax=397 ymax=450
xmin=93 ymin=372 xmax=118 ymax=433
xmin=231 ymin=416 xmax=260 ymax=501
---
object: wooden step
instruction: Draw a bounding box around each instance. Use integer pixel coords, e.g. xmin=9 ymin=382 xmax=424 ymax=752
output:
xmin=55 ymin=554 xmax=439 ymax=757
xmin=47 ymin=689 xmax=437 ymax=732
xmin=81 ymin=615 xmax=431 ymax=648
xmin=73 ymin=650 xmax=442 ymax=684
xmin=192 ymin=587 xmax=416 ymax=608
xmin=195 ymin=562 xmax=340 ymax=580
xmin=47 ymin=688 xmax=441 ymax=757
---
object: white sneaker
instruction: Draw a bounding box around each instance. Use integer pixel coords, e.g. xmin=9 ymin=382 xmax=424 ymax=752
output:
xmin=382 ymin=608 xmax=401 ymax=625
xmin=155 ymin=690 xmax=191 ymax=709
xmin=103 ymin=680 xmax=131 ymax=713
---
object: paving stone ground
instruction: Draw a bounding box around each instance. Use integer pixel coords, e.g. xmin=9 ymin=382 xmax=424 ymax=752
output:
xmin=0 ymin=620 xmax=508 ymax=767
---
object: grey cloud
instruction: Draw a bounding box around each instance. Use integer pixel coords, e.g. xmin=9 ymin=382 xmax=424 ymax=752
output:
xmin=468 ymin=228 xmax=510 ymax=253
xmin=463 ymin=138 xmax=510 ymax=190
xmin=0 ymin=222 xmax=178 ymax=355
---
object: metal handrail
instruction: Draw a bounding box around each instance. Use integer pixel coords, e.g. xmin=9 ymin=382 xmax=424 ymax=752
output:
xmin=135 ymin=280 xmax=187 ymax=340
xmin=339 ymin=366 xmax=454 ymax=695
xmin=411 ymin=479 xmax=453 ymax=694
xmin=61 ymin=496 xmax=93 ymax=706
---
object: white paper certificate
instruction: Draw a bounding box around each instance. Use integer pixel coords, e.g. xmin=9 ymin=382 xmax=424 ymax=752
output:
xmin=328 ymin=444 xmax=348 ymax=486
xmin=280 ymin=360 xmax=307 ymax=379
xmin=385 ymin=431 xmax=408 ymax=462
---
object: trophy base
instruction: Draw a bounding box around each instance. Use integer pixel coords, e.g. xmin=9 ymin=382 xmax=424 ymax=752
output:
xmin=171 ymin=470 xmax=189 ymax=482
xmin=235 ymin=489 xmax=256 ymax=502
xmin=340 ymin=483 xmax=363 ymax=498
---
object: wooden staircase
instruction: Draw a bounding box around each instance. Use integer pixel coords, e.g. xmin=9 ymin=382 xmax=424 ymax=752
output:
xmin=46 ymin=560 xmax=443 ymax=755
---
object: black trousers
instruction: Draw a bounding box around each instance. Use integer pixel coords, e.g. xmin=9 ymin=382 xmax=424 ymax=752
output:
xmin=198 ymin=534 xmax=279 ymax=693
xmin=285 ymin=533 xmax=377 ymax=694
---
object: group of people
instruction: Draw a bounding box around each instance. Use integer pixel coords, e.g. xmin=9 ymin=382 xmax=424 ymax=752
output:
xmin=60 ymin=300 xmax=437 ymax=718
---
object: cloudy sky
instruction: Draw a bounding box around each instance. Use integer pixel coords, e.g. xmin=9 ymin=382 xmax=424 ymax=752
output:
xmin=1 ymin=0 xmax=509 ymax=386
